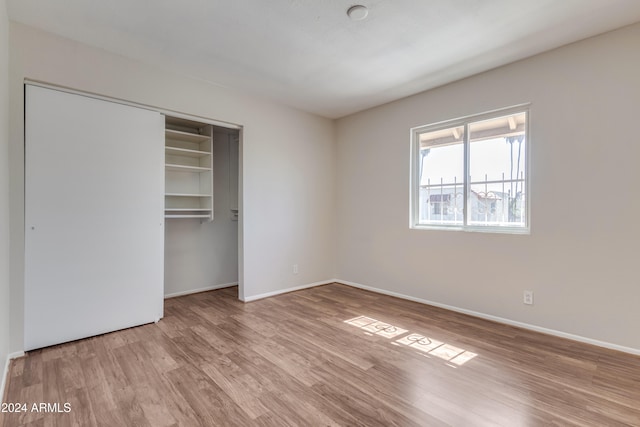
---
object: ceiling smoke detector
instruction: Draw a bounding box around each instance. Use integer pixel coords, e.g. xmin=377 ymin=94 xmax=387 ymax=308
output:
xmin=347 ymin=5 xmax=369 ymax=21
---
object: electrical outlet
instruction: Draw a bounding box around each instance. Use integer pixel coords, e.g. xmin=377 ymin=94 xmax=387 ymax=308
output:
xmin=293 ymin=264 xmax=298 ymax=275
xmin=523 ymin=290 xmax=534 ymax=305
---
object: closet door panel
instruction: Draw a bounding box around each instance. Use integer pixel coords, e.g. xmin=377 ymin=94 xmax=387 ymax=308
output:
xmin=24 ymin=85 xmax=164 ymax=351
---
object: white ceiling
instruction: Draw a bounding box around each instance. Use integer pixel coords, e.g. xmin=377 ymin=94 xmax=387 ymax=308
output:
xmin=7 ymin=0 xmax=640 ymax=118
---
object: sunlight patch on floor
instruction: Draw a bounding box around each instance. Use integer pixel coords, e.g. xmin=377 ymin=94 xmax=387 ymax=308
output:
xmin=344 ymin=316 xmax=478 ymax=366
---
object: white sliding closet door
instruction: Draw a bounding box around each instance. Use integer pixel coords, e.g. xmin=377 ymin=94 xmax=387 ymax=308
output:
xmin=25 ymin=85 xmax=165 ymax=351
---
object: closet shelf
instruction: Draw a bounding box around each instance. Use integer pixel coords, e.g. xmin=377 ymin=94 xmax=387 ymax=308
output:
xmin=165 ymin=193 xmax=211 ymax=197
xmin=165 ymin=164 xmax=212 ymax=172
xmin=165 ymin=129 xmax=211 ymax=143
xmin=165 ymin=117 xmax=213 ymax=222
xmin=165 ymin=146 xmax=211 ymax=158
xmin=165 ymin=214 xmax=211 ymax=219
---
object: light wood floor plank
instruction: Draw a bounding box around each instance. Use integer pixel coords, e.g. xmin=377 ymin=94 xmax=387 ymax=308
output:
xmin=3 ymin=283 xmax=640 ymax=426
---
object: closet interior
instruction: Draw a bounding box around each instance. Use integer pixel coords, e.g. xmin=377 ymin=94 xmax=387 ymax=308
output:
xmin=163 ymin=115 xmax=240 ymax=298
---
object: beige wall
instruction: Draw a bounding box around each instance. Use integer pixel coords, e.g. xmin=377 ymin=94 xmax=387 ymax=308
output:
xmin=8 ymin=23 xmax=336 ymax=353
xmin=335 ymin=23 xmax=640 ymax=351
xmin=0 ymin=0 xmax=10 ymax=387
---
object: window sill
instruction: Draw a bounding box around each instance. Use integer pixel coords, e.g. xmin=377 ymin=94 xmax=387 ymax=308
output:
xmin=411 ymin=224 xmax=530 ymax=235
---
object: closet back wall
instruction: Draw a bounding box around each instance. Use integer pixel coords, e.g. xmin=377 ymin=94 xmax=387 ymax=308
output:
xmin=8 ymin=22 xmax=336 ymax=354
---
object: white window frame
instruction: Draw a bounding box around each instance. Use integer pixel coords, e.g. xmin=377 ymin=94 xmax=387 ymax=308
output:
xmin=410 ymin=104 xmax=531 ymax=234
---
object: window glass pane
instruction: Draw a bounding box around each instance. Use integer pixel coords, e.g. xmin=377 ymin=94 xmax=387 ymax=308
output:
xmin=417 ymin=127 xmax=464 ymax=225
xmin=468 ymin=113 xmax=526 ymax=227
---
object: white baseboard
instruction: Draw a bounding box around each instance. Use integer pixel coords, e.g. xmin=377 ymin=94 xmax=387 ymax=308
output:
xmin=334 ymin=279 xmax=640 ymax=356
xmin=164 ymin=282 xmax=238 ymax=299
xmin=242 ymin=280 xmax=335 ymax=302
xmin=1 ymin=352 xmax=25 ymax=402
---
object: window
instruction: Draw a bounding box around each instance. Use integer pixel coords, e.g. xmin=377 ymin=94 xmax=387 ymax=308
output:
xmin=411 ymin=106 xmax=529 ymax=233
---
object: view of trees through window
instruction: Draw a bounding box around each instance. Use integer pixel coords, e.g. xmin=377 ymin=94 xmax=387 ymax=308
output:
xmin=415 ymin=110 xmax=527 ymax=230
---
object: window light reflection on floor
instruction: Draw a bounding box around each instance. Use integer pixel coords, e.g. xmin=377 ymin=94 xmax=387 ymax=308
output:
xmin=344 ymin=316 xmax=478 ymax=366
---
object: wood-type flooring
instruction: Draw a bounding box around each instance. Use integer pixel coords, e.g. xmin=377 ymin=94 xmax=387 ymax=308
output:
xmin=2 ymin=284 xmax=639 ymax=426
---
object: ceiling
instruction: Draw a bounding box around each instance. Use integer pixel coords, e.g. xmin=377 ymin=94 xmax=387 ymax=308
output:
xmin=7 ymin=0 xmax=640 ymax=118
